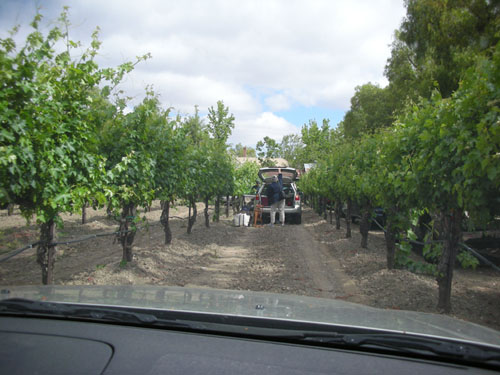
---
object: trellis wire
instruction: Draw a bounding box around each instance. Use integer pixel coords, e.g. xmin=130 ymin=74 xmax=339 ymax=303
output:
xmin=339 ymin=212 xmax=499 ymax=272
xmin=0 ymin=217 xmax=177 ymax=263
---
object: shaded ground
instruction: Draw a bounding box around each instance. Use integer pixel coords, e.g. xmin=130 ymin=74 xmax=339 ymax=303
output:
xmin=309 ymin=212 xmax=500 ymax=331
xmin=0 ymin=202 xmax=498 ymax=332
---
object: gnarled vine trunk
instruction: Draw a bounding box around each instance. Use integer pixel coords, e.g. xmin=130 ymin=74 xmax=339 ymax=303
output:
xmin=187 ymin=199 xmax=197 ymax=234
xmin=215 ymin=195 xmax=220 ymax=222
xmin=322 ymin=197 xmax=327 ymax=220
xmin=334 ymin=198 xmax=342 ymax=230
xmin=384 ymin=221 xmax=396 ymax=270
xmin=232 ymin=195 xmax=239 ymax=213
xmin=160 ymin=200 xmax=172 ymax=245
xmin=345 ymin=198 xmax=352 ymax=238
xmin=359 ymin=204 xmax=372 ymax=248
xmin=436 ymin=209 xmax=462 ymax=313
xmin=119 ymin=203 xmax=137 ymax=263
xmin=384 ymin=206 xmax=399 ymax=270
xmin=384 ymin=228 xmax=396 ymax=269
xmin=37 ymin=218 xmax=57 ymax=285
xmin=204 ymin=197 xmax=210 ymax=228
xmin=82 ymin=201 xmax=88 ymax=224
xmin=106 ymin=199 xmax=113 ymax=218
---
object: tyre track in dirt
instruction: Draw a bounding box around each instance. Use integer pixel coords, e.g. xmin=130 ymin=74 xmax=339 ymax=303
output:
xmin=184 ymin=227 xmax=254 ymax=290
xmin=293 ymin=221 xmax=356 ymax=299
xmin=183 ymin=207 xmax=357 ymax=300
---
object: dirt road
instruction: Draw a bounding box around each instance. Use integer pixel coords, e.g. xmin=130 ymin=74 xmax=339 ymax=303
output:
xmin=182 ymin=217 xmax=358 ymax=300
xmin=0 ymin=202 xmax=498 ymax=331
xmin=0 ymin=203 xmax=355 ymax=300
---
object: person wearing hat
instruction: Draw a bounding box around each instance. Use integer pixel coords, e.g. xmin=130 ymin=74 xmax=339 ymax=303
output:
xmin=251 ymin=180 xmax=261 ymax=194
xmin=266 ymin=169 xmax=285 ymax=226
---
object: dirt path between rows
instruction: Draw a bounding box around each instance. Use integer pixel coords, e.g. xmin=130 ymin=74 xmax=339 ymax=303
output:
xmin=0 ymin=202 xmax=499 ymax=331
xmin=178 ymin=212 xmax=354 ymax=299
xmin=0 ymin=203 xmax=349 ymax=299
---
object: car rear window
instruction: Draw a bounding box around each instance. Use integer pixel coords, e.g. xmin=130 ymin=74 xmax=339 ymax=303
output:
xmin=260 ymin=171 xmax=296 ymax=182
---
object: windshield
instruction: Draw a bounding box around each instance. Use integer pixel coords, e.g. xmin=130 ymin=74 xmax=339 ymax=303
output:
xmin=0 ymin=0 xmax=499 ymax=359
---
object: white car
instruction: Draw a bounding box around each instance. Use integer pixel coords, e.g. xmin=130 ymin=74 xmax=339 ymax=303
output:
xmin=255 ymin=167 xmax=302 ymax=224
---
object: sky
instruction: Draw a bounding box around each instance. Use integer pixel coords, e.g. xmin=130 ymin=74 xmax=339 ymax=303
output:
xmin=0 ymin=0 xmax=407 ymax=147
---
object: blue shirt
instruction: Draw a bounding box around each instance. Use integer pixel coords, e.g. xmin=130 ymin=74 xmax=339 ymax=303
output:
xmin=266 ymin=174 xmax=283 ymax=205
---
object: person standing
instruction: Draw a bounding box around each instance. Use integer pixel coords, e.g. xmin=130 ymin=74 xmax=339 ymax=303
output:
xmin=266 ymin=169 xmax=285 ymax=226
xmin=251 ymin=180 xmax=260 ymax=194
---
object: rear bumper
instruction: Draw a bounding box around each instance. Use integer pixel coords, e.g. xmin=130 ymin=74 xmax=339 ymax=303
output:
xmin=261 ymin=206 xmax=301 ymax=215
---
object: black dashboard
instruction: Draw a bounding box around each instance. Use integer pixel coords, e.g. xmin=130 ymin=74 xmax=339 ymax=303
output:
xmin=0 ymin=316 xmax=496 ymax=374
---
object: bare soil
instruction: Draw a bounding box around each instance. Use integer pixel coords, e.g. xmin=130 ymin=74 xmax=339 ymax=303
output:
xmin=0 ymin=202 xmax=498 ymax=332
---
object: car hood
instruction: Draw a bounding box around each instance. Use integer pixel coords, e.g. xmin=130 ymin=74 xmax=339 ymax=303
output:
xmin=1 ymin=285 xmax=499 ymax=348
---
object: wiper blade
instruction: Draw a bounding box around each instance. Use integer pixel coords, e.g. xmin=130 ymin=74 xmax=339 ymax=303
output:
xmin=0 ymin=298 xmax=194 ymax=329
xmin=2 ymin=299 xmax=499 ymax=367
xmin=299 ymin=332 xmax=500 ymax=364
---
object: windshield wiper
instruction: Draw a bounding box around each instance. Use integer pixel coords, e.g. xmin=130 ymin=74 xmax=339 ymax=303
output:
xmin=292 ymin=332 xmax=500 ymax=365
xmin=0 ymin=298 xmax=197 ymax=329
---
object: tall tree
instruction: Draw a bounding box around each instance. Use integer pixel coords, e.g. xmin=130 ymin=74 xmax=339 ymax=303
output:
xmin=207 ymin=100 xmax=235 ymax=145
xmin=184 ymin=105 xmax=205 ymax=146
xmin=386 ymin=0 xmax=499 ymax=100
xmin=300 ymin=119 xmax=332 ymax=163
xmin=256 ymin=136 xmax=281 ymax=166
xmin=342 ymin=83 xmax=394 ymax=139
xmin=280 ymin=134 xmax=303 ymax=169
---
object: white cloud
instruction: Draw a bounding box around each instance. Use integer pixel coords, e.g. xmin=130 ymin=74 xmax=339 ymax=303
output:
xmin=265 ymin=94 xmax=291 ymax=112
xmin=230 ymin=112 xmax=299 ymax=147
xmin=127 ymin=70 xmax=261 ymax=116
xmin=0 ymin=0 xmax=406 ymax=144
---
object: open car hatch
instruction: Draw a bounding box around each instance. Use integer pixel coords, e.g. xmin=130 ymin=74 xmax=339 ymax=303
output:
xmin=258 ymin=167 xmax=298 ymax=183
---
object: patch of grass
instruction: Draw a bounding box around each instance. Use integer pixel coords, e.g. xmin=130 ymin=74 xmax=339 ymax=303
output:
xmin=95 ymin=264 xmax=106 ymax=270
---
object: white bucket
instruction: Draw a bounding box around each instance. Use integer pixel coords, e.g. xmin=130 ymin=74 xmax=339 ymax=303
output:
xmin=242 ymin=213 xmax=250 ymax=226
xmin=233 ymin=213 xmax=250 ymax=227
